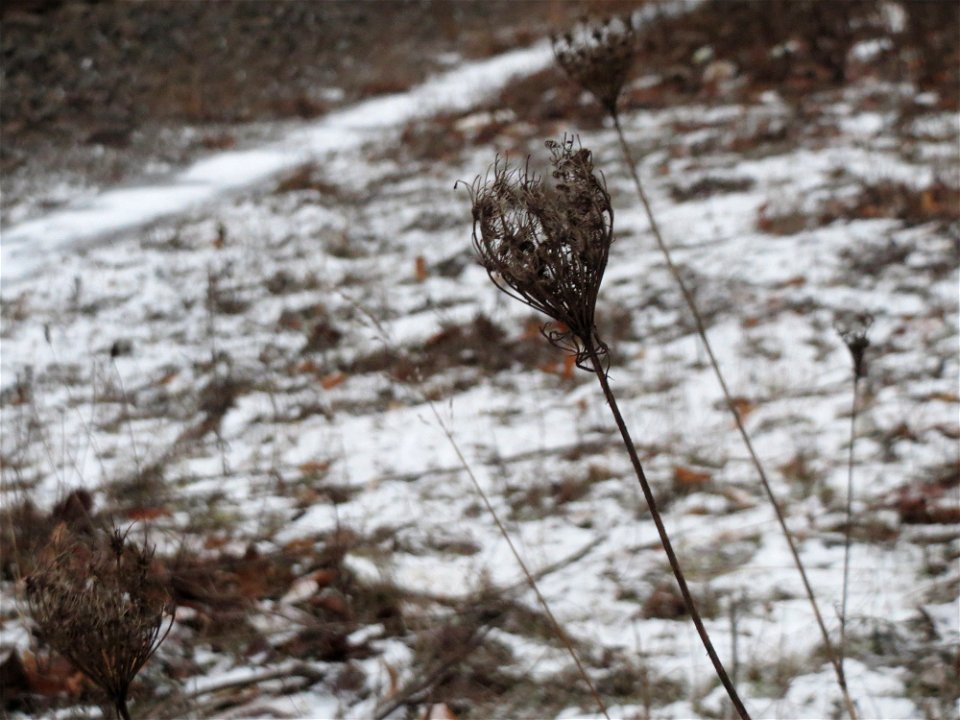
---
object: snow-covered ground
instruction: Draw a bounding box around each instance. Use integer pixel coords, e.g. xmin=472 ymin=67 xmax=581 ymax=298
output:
xmin=1 ymin=11 xmax=957 ymax=720
xmin=0 ymin=42 xmax=554 ymax=285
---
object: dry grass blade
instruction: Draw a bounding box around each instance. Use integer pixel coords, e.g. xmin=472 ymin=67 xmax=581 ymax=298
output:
xmin=428 ymin=403 xmax=611 ymax=720
xmin=339 ymin=291 xmax=610 ymax=719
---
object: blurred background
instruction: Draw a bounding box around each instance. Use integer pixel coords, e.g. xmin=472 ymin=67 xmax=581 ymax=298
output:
xmin=4 ymin=0 xmax=956 ymax=229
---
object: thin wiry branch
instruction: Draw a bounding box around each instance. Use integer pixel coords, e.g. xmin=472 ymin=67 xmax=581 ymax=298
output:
xmin=336 ymin=290 xmax=612 ymax=720
xmin=836 ymin=312 xmax=873 ymax=676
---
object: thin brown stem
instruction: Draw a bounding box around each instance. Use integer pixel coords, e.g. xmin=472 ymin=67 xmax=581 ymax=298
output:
xmin=586 ymin=345 xmax=750 ymax=720
xmin=840 ymin=375 xmax=861 ymax=673
xmin=611 ymin=111 xmax=858 ymax=720
xmin=116 ymin=695 xmax=131 ymax=720
xmin=728 ymin=595 xmax=741 ymax=720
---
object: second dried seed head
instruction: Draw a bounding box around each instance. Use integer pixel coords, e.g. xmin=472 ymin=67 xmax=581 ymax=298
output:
xmin=552 ymin=15 xmax=638 ymax=115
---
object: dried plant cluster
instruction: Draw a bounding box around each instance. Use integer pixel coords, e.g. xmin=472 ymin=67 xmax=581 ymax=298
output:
xmin=552 ymin=15 xmax=637 ymax=114
xmin=464 ymin=137 xmax=614 ymax=369
xmin=25 ymin=527 xmax=172 ymax=720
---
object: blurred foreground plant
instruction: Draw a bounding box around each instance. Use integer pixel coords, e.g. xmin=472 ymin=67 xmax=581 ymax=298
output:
xmin=461 ymin=136 xmax=750 ymax=720
xmin=26 ymin=526 xmax=173 ymax=720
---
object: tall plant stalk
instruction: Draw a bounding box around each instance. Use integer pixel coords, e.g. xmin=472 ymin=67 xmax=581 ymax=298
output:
xmin=612 ymin=110 xmax=856 ymax=720
xmin=840 ymin=373 xmax=861 ymax=671
xmin=552 ymin=16 xmax=858 ymax=718
xmin=462 ymin=137 xmax=750 ymax=720
xmin=838 ymin=315 xmax=871 ymax=676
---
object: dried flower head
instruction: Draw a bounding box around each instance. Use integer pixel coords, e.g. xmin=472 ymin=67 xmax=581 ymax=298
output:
xmin=462 ymin=137 xmax=614 ymax=369
xmin=836 ymin=312 xmax=873 ymax=379
xmin=552 ymin=15 xmax=638 ymax=114
xmin=26 ymin=526 xmax=173 ymax=720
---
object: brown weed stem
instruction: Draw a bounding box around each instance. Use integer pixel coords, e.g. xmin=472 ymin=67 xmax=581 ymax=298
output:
xmin=553 ymin=17 xmax=858 ymax=710
xmin=466 ymin=137 xmax=750 ymax=719
xmin=840 ymin=373 xmax=861 ymax=673
xmin=586 ymin=341 xmax=750 ymax=720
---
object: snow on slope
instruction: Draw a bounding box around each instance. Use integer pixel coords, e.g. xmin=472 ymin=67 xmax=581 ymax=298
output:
xmin=0 ymin=43 xmax=554 ymax=284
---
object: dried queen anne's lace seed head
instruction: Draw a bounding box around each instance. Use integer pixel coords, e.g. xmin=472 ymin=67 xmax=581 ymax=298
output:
xmin=26 ymin=527 xmax=173 ymax=720
xmin=552 ymin=15 xmax=638 ymax=114
xmin=463 ymin=137 xmax=614 ymax=369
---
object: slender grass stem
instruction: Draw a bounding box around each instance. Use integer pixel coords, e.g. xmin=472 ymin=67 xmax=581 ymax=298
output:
xmin=344 ymin=293 xmax=611 ymax=719
xmin=428 ymin=403 xmax=611 ymax=720
xmin=586 ymin=344 xmax=751 ymax=720
xmin=611 ymin=111 xmax=857 ymax=720
xmin=840 ymin=374 xmax=862 ymax=674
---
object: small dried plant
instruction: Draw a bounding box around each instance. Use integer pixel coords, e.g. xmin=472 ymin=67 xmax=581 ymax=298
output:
xmin=462 ymin=137 xmax=749 ymax=720
xmin=836 ymin=312 xmax=873 ymax=675
xmin=25 ymin=525 xmax=173 ymax=720
xmin=552 ymin=16 xmax=860 ymax=718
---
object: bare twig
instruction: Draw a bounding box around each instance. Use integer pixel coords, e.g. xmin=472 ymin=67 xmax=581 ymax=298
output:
xmin=840 ymin=375 xmax=861 ymax=671
xmin=728 ymin=594 xmax=741 ymax=720
xmin=185 ymin=663 xmax=326 ymax=703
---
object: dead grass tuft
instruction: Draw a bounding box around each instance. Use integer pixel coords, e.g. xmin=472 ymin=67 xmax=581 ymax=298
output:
xmin=761 ymin=179 xmax=960 ymax=236
xmin=274 ymin=164 xmax=348 ymax=198
xmin=1 ymin=489 xmax=99 ymax=580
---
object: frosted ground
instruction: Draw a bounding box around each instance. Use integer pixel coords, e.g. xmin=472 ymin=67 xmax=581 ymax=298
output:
xmin=1 ymin=5 xmax=958 ymax=720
